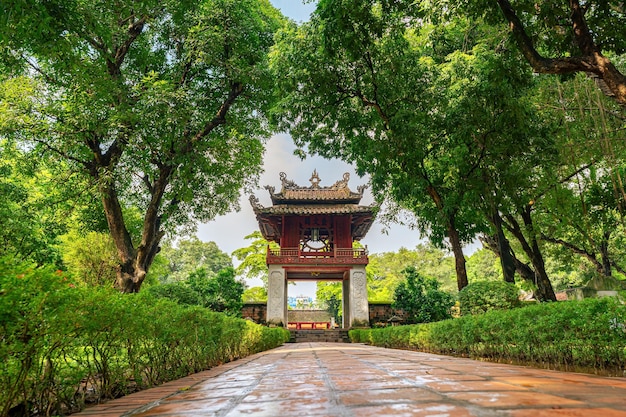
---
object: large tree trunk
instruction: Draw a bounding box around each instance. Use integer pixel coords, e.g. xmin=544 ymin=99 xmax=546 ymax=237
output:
xmin=447 ymin=217 xmax=469 ymax=291
xmin=426 ymin=185 xmax=469 ymax=290
xmin=504 ymin=208 xmax=557 ymax=302
xmin=492 ymin=210 xmax=516 ymax=283
xmin=100 ymin=166 xmax=171 ymax=293
xmin=482 ymin=234 xmax=548 ymax=298
xmin=600 ymin=231 xmax=612 ymax=277
xmin=100 ymin=182 xmax=141 ymax=292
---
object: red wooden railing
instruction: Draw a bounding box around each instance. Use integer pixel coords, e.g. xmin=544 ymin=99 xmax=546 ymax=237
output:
xmin=267 ymin=247 xmax=368 ymax=264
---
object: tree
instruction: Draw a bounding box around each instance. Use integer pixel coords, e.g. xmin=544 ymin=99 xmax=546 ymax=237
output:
xmin=367 ymin=245 xmax=457 ymax=300
xmin=158 ymin=238 xmax=232 ymax=284
xmin=392 ymin=267 xmax=454 ymax=324
xmin=437 ymin=0 xmax=626 ymax=104
xmin=324 ymin=294 xmax=342 ymax=325
xmin=0 ymin=141 xmax=67 ymax=266
xmin=530 ymin=75 xmax=626 ymax=280
xmin=242 ymin=286 xmax=267 ymax=302
xmin=466 ymin=249 xmax=502 ymax=283
xmin=58 ymin=230 xmax=118 ymax=287
xmin=188 ymin=267 xmax=244 ymax=316
xmin=0 ymin=0 xmax=285 ymax=292
xmin=316 ymin=281 xmax=343 ymax=322
xmin=271 ymin=3 xmax=549 ymax=291
xmin=232 ymin=231 xmax=279 ymax=287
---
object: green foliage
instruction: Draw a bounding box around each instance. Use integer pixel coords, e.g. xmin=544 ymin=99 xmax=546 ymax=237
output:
xmin=0 ymin=142 xmax=65 ymax=266
xmin=188 ymin=267 xmax=244 ymax=316
xmin=144 ymin=282 xmax=201 ymax=306
xmin=458 ymin=281 xmax=521 ymax=316
xmin=242 ymin=286 xmax=267 ymax=302
xmin=158 ymin=238 xmax=233 ymax=284
xmin=0 ymin=257 xmax=288 ymax=416
xmin=392 ymin=267 xmax=454 ymax=324
xmin=367 ymin=245 xmax=457 ymax=299
xmin=350 ymin=298 xmax=626 ymax=375
xmin=147 ymin=267 xmax=244 ymax=316
xmin=232 ymin=231 xmax=279 ymax=287
xmin=58 ymin=230 xmax=118 ymax=287
xmin=466 ymin=249 xmax=502 ymax=282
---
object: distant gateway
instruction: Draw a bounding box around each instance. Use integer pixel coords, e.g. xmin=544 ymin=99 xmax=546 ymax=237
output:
xmin=250 ymin=170 xmax=376 ymax=328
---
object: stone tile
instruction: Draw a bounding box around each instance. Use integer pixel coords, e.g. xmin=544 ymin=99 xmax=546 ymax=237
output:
xmin=446 ymin=390 xmax=584 ymax=408
xmin=131 ymin=398 xmax=233 ymax=416
xmin=424 ymin=379 xmax=529 ymax=392
xmin=228 ymin=398 xmax=340 ymax=416
xmin=241 ymin=387 xmax=330 ymax=402
xmin=337 ymin=387 xmax=444 ymax=406
xmin=161 ymin=387 xmax=246 ymax=401
xmin=504 ymin=408 xmax=626 ymax=417
xmin=190 ymin=380 xmax=258 ymax=390
xmin=70 ymin=343 xmax=626 ymax=417
xmin=331 ymin=377 xmax=415 ymax=391
xmin=346 ymin=402 xmax=475 ymax=417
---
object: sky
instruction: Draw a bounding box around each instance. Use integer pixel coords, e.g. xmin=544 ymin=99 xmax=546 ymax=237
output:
xmin=197 ymin=1 xmax=427 ymax=298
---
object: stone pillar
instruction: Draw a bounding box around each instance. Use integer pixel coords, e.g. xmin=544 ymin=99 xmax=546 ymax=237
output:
xmin=349 ymin=266 xmax=369 ymax=327
xmin=342 ymin=278 xmax=351 ymax=328
xmin=267 ymin=265 xmax=287 ymax=327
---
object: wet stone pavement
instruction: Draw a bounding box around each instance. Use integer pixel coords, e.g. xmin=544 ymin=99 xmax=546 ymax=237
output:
xmin=74 ymin=342 xmax=626 ymax=417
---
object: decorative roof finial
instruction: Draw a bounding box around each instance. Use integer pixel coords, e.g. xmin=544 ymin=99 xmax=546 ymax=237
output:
xmin=309 ymin=169 xmax=321 ymax=189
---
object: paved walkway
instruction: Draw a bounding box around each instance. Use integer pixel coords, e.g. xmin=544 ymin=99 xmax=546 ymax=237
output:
xmin=74 ymin=343 xmax=626 ymax=417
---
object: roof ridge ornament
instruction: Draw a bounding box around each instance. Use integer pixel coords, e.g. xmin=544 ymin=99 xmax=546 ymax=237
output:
xmin=330 ymin=172 xmax=350 ymax=190
xmin=309 ymin=169 xmax=321 ymax=189
xmin=279 ymin=171 xmax=298 ymax=190
xmin=249 ymin=195 xmax=263 ymax=209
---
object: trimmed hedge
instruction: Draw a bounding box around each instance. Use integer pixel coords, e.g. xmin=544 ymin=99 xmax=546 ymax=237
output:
xmin=0 ymin=259 xmax=290 ymax=417
xmin=458 ymin=280 xmax=521 ymax=315
xmin=350 ymin=298 xmax=626 ymax=375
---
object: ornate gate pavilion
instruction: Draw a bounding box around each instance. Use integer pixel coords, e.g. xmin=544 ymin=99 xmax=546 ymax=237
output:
xmin=250 ymin=171 xmax=376 ymax=328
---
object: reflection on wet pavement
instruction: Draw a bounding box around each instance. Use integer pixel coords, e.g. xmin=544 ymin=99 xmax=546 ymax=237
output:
xmin=73 ymin=342 xmax=626 ymax=416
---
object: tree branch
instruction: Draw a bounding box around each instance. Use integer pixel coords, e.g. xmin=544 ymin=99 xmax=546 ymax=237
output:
xmin=31 ymin=137 xmax=91 ymax=170
xmin=192 ymin=82 xmax=244 ymax=144
xmin=106 ymin=14 xmax=147 ymax=77
xmin=541 ymin=233 xmax=603 ymax=271
xmin=496 ymin=0 xmax=626 ymax=104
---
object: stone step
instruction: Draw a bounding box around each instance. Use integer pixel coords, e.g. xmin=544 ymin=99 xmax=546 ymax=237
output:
xmin=288 ymin=329 xmax=351 ymax=343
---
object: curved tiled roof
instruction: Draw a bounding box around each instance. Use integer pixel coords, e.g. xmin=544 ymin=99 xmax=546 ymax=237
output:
xmin=266 ymin=171 xmax=366 ymax=204
xmin=250 ymin=170 xmax=377 ymax=242
xmin=251 ymin=203 xmax=373 ymax=216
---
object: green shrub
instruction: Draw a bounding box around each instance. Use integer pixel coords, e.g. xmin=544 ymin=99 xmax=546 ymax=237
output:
xmin=0 ymin=257 xmax=289 ymax=417
xmin=147 ymin=267 xmax=244 ymax=316
xmin=458 ymin=280 xmax=521 ymax=315
xmin=144 ymin=281 xmax=201 ymax=306
xmin=350 ymin=297 xmax=626 ymax=375
xmin=392 ymin=267 xmax=454 ymax=323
